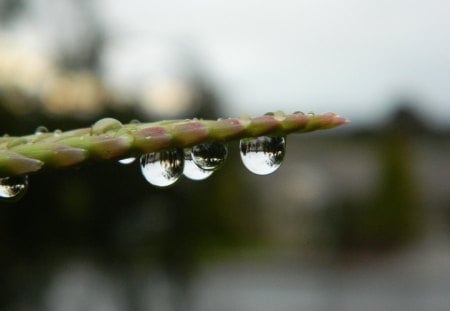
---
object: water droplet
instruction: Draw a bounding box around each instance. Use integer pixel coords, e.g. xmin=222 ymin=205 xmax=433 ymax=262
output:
xmin=35 ymin=126 xmax=49 ymax=135
xmin=53 ymin=129 xmax=62 ymax=137
xmin=240 ymin=136 xmax=286 ymax=175
xmin=293 ymin=111 xmax=305 ymax=115
xmin=140 ymin=149 xmax=184 ymax=187
xmin=191 ymin=142 xmax=228 ymax=171
xmin=118 ymin=157 xmax=136 ymax=165
xmin=130 ymin=119 xmax=141 ymax=124
xmin=0 ymin=175 xmax=29 ymax=201
xmin=92 ymin=118 xmax=122 ymax=135
xmin=183 ymin=150 xmax=214 ymax=181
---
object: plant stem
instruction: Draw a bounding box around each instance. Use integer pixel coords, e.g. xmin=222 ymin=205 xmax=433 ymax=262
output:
xmin=0 ymin=112 xmax=348 ymax=177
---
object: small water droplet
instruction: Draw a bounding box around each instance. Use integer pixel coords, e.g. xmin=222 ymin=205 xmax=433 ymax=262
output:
xmin=130 ymin=119 xmax=141 ymax=124
xmin=118 ymin=157 xmax=136 ymax=165
xmin=191 ymin=142 xmax=228 ymax=171
xmin=0 ymin=175 xmax=29 ymax=201
xmin=92 ymin=118 xmax=122 ymax=135
xmin=240 ymin=136 xmax=286 ymax=175
xmin=183 ymin=150 xmax=214 ymax=180
xmin=35 ymin=126 xmax=49 ymax=135
xmin=293 ymin=111 xmax=305 ymax=115
xmin=264 ymin=112 xmax=275 ymax=116
xmin=140 ymin=149 xmax=184 ymax=187
xmin=53 ymin=129 xmax=62 ymax=137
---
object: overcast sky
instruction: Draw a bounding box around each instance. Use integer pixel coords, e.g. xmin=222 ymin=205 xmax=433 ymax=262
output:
xmin=14 ymin=0 xmax=449 ymax=124
xmin=96 ymin=0 xmax=450 ymax=124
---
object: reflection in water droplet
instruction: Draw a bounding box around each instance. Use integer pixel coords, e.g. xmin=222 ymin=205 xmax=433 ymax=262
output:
xmin=35 ymin=126 xmax=49 ymax=135
xmin=140 ymin=149 xmax=184 ymax=187
xmin=0 ymin=175 xmax=29 ymax=201
xmin=191 ymin=142 xmax=228 ymax=171
xmin=240 ymin=136 xmax=286 ymax=175
xmin=183 ymin=150 xmax=214 ymax=180
xmin=118 ymin=157 xmax=136 ymax=165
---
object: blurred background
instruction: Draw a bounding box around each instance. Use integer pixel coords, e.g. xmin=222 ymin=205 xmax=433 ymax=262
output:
xmin=0 ymin=0 xmax=450 ymax=310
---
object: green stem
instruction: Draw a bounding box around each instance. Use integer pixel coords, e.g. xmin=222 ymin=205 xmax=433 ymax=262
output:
xmin=0 ymin=112 xmax=347 ymax=177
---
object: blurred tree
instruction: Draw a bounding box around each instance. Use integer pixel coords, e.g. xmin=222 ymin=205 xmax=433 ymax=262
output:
xmin=325 ymin=105 xmax=424 ymax=251
xmin=0 ymin=0 xmax=25 ymax=25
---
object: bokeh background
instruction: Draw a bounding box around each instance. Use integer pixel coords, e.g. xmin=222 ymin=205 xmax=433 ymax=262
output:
xmin=1 ymin=0 xmax=450 ymax=310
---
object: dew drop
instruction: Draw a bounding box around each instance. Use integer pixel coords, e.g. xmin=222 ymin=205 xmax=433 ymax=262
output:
xmin=183 ymin=150 xmax=214 ymax=181
xmin=118 ymin=157 xmax=136 ymax=165
xmin=0 ymin=175 xmax=29 ymax=201
xmin=140 ymin=149 xmax=184 ymax=187
xmin=35 ymin=126 xmax=49 ymax=135
xmin=191 ymin=142 xmax=228 ymax=171
xmin=92 ymin=118 xmax=122 ymax=135
xmin=240 ymin=136 xmax=286 ymax=175
xmin=53 ymin=129 xmax=62 ymax=137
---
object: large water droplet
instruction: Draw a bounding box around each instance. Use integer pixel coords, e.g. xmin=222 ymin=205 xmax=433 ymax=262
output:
xmin=240 ymin=136 xmax=286 ymax=175
xmin=183 ymin=150 xmax=214 ymax=181
xmin=191 ymin=142 xmax=228 ymax=171
xmin=0 ymin=175 xmax=29 ymax=201
xmin=140 ymin=149 xmax=184 ymax=187
xmin=118 ymin=157 xmax=136 ymax=165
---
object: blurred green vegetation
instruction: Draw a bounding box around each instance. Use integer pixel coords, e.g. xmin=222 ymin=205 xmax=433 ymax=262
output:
xmin=324 ymin=126 xmax=423 ymax=251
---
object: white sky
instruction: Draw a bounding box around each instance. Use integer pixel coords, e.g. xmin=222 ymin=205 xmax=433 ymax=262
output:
xmin=99 ymin=0 xmax=449 ymax=123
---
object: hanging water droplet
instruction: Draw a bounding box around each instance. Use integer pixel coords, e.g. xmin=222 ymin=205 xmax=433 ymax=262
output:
xmin=118 ymin=157 xmax=136 ymax=165
xmin=191 ymin=142 xmax=228 ymax=171
xmin=240 ymin=136 xmax=286 ymax=175
xmin=0 ymin=175 xmax=29 ymax=201
xmin=183 ymin=150 xmax=214 ymax=180
xmin=35 ymin=126 xmax=49 ymax=135
xmin=140 ymin=149 xmax=184 ymax=187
